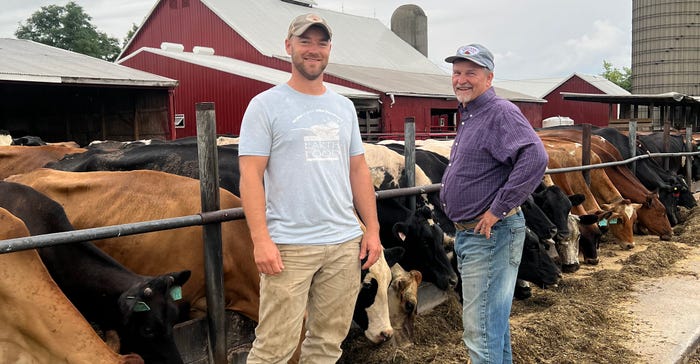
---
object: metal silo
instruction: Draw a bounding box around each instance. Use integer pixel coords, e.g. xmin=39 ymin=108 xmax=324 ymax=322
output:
xmin=632 ymin=0 xmax=700 ymax=95
xmin=390 ymin=4 xmax=428 ymax=57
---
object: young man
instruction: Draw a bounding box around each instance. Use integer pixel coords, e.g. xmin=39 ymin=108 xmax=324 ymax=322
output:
xmin=238 ymin=13 xmax=382 ymax=363
xmin=440 ymin=44 xmax=548 ymax=363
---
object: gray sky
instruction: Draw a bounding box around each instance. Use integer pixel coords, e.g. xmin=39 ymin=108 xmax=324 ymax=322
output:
xmin=1 ymin=0 xmax=632 ymax=81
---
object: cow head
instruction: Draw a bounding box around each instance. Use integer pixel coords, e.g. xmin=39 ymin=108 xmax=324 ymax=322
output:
xmin=392 ymin=206 xmax=458 ymax=291
xmin=578 ymin=214 xmax=602 ymax=265
xmin=387 ymin=263 xmax=422 ymax=347
xmin=518 ymin=227 xmax=561 ymax=289
xmin=521 ymin=195 xmax=557 ymax=240
xmin=636 ymin=191 xmax=674 ymax=239
xmin=353 ymin=246 xmax=404 ymax=344
xmin=532 ymin=183 xmax=585 ymax=242
xmin=556 ymin=214 xmax=581 ymax=273
xmin=118 ymin=270 xmax=191 ymax=364
xmin=601 ymin=200 xmax=642 ymax=250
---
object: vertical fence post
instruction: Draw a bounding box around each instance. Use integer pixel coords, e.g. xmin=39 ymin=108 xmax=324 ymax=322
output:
xmin=663 ymin=123 xmax=671 ymax=171
xmin=687 ymin=127 xmax=694 ymax=190
xmin=581 ymin=124 xmax=591 ymax=186
xmin=404 ymin=117 xmax=416 ymax=212
xmin=629 ymin=120 xmax=637 ymax=175
xmin=195 ymin=102 xmax=227 ymax=364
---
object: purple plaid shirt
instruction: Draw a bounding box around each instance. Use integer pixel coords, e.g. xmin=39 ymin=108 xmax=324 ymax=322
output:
xmin=440 ymin=87 xmax=548 ymax=222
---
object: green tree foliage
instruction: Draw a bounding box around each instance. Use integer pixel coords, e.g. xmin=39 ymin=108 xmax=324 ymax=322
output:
xmin=601 ymin=60 xmax=632 ymax=92
xmin=123 ymin=23 xmax=139 ymax=48
xmin=15 ymin=2 xmax=121 ymax=61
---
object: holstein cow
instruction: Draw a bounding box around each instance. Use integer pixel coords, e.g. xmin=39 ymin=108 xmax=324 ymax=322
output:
xmin=541 ymin=175 xmax=603 ymax=266
xmin=541 ymin=138 xmax=640 ymax=252
xmin=0 ymin=207 xmax=144 ymax=364
xmin=638 ymin=131 xmax=700 ymax=181
xmin=0 ymin=145 xmax=86 ymax=180
xmin=7 ymin=169 xmax=413 ymax=351
xmin=363 ymin=143 xmax=458 ymax=291
xmin=353 ymin=247 xmax=405 ymax=344
xmin=0 ymin=181 xmax=190 ymax=363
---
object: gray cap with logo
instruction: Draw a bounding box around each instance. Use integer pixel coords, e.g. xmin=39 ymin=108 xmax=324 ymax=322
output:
xmin=287 ymin=13 xmax=333 ymax=39
xmin=444 ymin=44 xmax=494 ymax=71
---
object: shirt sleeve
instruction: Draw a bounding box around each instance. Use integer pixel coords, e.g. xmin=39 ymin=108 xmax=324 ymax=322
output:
xmin=489 ymin=108 xmax=549 ymax=217
xmin=238 ymin=97 xmax=273 ymax=157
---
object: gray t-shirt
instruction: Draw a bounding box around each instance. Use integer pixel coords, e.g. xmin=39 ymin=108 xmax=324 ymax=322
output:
xmin=239 ymin=83 xmax=364 ymax=245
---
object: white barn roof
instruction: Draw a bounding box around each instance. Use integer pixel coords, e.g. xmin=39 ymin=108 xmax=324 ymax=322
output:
xmin=0 ymin=38 xmax=177 ymax=88
xmin=118 ymin=47 xmax=378 ymax=99
xmin=494 ymin=73 xmax=630 ymax=99
xmin=121 ymin=0 xmax=543 ymax=102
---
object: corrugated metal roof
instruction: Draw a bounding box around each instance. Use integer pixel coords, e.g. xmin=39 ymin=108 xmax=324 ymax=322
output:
xmin=325 ymin=63 xmax=545 ymax=102
xmin=201 ymin=0 xmax=445 ymax=75
xmin=118 ymin=47 xmax=378 ymax=99
xmin=0 ymin=38 xmax=177 ymax=88
xmin=494 ymin=73 xmax=631 ymax=99
xmin=561 ymin=92 xmax=700 ymax=105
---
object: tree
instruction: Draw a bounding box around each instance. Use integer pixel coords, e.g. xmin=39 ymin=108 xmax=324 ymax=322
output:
xmin=601 ymin=60 xmax=632 ymax=92
xmin=123 ymin=23 xmax=139 ymax=48
xmin=15 ymin=2 xmax=121 ymax=62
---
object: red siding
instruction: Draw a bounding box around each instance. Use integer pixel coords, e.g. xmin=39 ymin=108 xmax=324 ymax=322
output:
xmin=121 ymin=52 xmax=271 ymax=138
xmin=543 ymin=75 xmax=617 ymax=127
xmin=121 ymin=0 xmax=544 ymax=138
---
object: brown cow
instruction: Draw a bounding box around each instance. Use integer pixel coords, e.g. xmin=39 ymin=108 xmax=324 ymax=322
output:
xmin=0 ymin=145 xmax=86 ymax=180
xmin=541 ymin=138 xmax=641 ymax=250
xmin=6 ymin=168 xmax=415 ymax=351
xmin=7 ymin=168 xmax=261 ymax=322
xmin=0 ymin=207 xmax=143 ymax=364
xmin=537 ymin=129 xmax=672 ymax=240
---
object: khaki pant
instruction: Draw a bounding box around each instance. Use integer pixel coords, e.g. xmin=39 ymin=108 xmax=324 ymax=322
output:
xmin=247 ymin=237 xmax=362 ymax=364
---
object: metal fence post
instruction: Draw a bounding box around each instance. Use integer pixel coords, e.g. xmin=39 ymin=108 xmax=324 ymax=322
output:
xmin=195 ymin=102 xmax=226 ymax=364
xmin=582 ymin=124 xmax=591 ymax=186
xmin=404 ymin=117 xmax=416 ymax=212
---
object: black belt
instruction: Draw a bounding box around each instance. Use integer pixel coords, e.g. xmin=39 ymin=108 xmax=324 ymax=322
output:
xmin=453 ymin=207 xmax=520 ymax=231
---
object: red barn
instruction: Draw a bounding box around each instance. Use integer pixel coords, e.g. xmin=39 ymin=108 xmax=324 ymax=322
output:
xmin=118 ymin=0 xmax=544 ymax=140
xmin=495 ymin=73 xmax=631 ymax=128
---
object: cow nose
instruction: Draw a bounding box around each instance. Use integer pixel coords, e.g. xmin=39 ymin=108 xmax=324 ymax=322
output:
xmin=448 ymin=275 xmax=459 ymax=288
xmin=380 ymin=330 xmax=393 ymax=342
xmin=584 ymin=257 xmax=599 ymax=265
xmin=404 ymin=301 xmax=415 ymax=313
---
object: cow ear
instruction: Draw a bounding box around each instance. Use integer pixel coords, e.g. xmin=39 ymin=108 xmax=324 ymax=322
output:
xmin=411 ymin=270 xmax=423 ymax=284
xmin=169 ymin=270 xmax=191 ymax=286
xmin=384 ymin=246 xmax=405 ymax=266
xmin=569 ymin=194 xmax=585 ymax=207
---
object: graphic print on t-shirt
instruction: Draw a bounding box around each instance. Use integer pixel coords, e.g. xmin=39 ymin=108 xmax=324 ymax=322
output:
xmin=304 ymin=121 xmax=340 ymax=161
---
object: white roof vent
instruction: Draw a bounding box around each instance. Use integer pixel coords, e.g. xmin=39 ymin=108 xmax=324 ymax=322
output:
xmin=160 ymin=42 xmax=184 ymax=52
xmin=193 ymin=46 xmax=215 ymax=55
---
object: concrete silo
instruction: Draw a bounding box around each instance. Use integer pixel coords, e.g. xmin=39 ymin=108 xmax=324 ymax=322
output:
xmin=391 ymin=4 xmax=428 ymax=57
xmin=632 ymin=0 xmax=700 ymax=95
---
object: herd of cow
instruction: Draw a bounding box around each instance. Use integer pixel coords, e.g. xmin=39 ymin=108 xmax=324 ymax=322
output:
xmin=0 ymin=124 xmax=697 ymax=363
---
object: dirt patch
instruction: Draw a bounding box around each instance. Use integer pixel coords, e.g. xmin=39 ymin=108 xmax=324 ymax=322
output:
xmin=340 ymin=206 xmax=700 ymax=363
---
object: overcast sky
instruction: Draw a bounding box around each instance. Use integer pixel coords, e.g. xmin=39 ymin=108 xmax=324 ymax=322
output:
xmin=1 ymin=0 xmax=632 ymax=81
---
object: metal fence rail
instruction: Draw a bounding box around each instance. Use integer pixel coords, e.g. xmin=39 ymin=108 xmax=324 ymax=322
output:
xmin=3 ymin=147 xmax=699 ymax=253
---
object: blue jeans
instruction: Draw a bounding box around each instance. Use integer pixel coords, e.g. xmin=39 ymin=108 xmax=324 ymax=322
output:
xmin=454 ymin=211 xmax=525 ymax=364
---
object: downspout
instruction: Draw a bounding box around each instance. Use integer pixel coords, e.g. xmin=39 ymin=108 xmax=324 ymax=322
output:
xmin=388 ymin=93 xmax=396 ymax=108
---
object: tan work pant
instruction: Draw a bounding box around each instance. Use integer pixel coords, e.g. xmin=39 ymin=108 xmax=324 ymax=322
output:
xmin=247 ymin=236 xmax=362 ymax=364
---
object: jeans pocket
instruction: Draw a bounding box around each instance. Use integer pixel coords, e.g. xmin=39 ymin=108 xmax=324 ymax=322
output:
xmin=509 ymin=226 xmax=526 ymax=266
